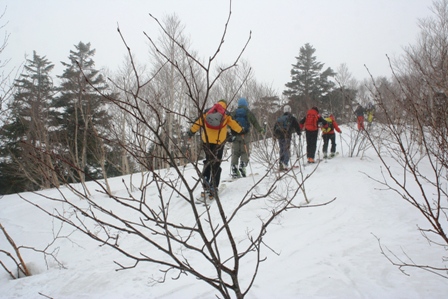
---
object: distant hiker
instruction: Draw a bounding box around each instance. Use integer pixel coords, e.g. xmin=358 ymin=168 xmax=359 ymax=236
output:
xmin=230 ymin=97 xmax=264 ymax=178
xmin=355 ymin=104 xmax=365 ymax=130
xmin=188 ymin=99 xmax=243 ymax=199
xmin=273 ymin=105 xmax=301 ymax=170
xmin=366 ymin=102 xmax=375 ymax=128
xmin=299 ymin=106 xmax=327 ymax=163
xmin=321 ymin=113 xmax=342 ymax=159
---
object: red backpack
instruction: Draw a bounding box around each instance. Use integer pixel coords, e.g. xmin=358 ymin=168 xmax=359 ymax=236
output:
xmin=304 ymin=109 xmax=319 ymax=131
xmin=205 ymin=103 xmax=226 ymax=129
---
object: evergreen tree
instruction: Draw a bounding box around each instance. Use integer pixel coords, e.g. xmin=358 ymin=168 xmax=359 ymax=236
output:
xmin=0 ymin=51 xmax=58 ymax=194
xmin=283 ymin=43 xmax=336 ymax=111
xmin=51 ymin=42 xmax=115 ymax=183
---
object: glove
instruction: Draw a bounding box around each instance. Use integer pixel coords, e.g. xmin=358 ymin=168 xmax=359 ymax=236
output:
xmin=187 ymin=130 xmax=194 ymax=137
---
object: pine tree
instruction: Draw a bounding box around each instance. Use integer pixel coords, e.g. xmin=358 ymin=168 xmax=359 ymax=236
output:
xmin=283 ymin=43 xmax=336 ymax=111
xmin=51 ymin=42 xmax=115 ymax=184
xmin=0 ymin=51 xmax=58 ymax=194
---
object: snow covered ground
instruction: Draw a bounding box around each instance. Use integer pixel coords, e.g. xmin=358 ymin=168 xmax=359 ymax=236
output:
xmin=1 ymin=124 xmax=447 ymax=298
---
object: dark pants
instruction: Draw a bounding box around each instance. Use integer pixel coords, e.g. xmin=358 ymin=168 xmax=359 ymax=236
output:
xmin=278 ymin=138 xmax=291 ymax=166
xmin=202 ymin=143 xmax=224 ymax=190
xmin=305 ymin=130 xmax=318 ymax=159
xmin=322 ymin=133 xmax=336 ymax=153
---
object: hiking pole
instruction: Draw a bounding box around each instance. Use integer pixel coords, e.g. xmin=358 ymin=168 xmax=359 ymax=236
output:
xmin=339 ymin=132 xmax=344 ymax=157
xmin=229 ymin=135 xmax=234 ymax=176
xmin=241 ymin=134 xmax=256 ymax=185
xmin=294 ymin=134 xmax=309 ymax=203
xmin=292 ymin=134 xmax=299 ymax=165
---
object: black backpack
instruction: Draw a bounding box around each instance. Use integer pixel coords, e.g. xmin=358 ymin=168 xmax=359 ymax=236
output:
xmin=273 ymin=114 xmax=291 ymax=139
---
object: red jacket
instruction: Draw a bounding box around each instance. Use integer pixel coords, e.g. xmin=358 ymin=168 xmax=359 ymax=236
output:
xmin=300 ymin=108 xmax=327 ymax=132
xmin=321 ymin=114 xmax=342 ymax=135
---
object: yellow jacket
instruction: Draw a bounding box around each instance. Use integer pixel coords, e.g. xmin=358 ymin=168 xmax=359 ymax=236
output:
xmin=190 ymin=101 xmax=243 ymax=145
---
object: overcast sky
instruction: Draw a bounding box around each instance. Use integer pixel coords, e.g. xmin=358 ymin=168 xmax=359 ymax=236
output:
xmin=2 ymin=0 xmax=434 ymax=93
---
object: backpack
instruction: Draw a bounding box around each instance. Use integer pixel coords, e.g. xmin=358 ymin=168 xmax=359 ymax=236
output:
xmin=304 ymin=110 xmax=319 ymax=131
xmin=233 ymin=107 xmax=250 ymax=133
xmin=321 ymin=117 xmax=334 ymax=134
xmin=205 ymin=103 xmax=226 ymax=129
xmin=273 ymin=114 xmax=291 ymax=139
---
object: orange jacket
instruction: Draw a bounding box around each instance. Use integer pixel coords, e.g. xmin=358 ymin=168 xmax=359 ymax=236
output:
xmin=190 ymin=101 xmax=243 ymax=145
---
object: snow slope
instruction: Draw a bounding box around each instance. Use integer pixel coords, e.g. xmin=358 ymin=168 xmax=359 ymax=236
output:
xmin=1 ymin=125 xmax=447 ymax=298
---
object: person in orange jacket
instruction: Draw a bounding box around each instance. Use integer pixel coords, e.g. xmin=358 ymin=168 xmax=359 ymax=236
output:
xmin=299 ymin=106 xmax=327 ymax=163
xmin=188 ymin=99 xmax=243 ymax=199
xmin=321 ymin=113 xmax=342 ymax=158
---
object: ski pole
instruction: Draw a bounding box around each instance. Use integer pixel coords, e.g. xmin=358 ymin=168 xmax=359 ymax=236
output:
xmin=339 ymin=132 xmax=344 ymax=157
xmin=241 ymin=134 xmax=256 ymax=185
xmin=292 ymin=135 xmax=299 ymax=165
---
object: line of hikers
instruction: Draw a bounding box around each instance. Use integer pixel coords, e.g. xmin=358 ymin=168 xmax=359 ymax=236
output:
xmin=187 ymin=98 xmax=372 ymax=199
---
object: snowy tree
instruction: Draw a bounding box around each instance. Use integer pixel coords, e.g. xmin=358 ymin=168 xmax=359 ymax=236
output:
xmin=367 ymin=0 xmax=448 ymax=278
xmin=0 ymin=51 xmax=58 ymax=194
xmin=283 ymin=43 xmax=336 ymax=111
xmin=0 ymin=6 xmax=13 ymax=116
xmin=51 ymin=42 xmax=116 ymax=188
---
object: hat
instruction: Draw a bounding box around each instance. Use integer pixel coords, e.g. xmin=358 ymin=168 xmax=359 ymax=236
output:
xmin=218 ymin=99 xmax=227 ymax=108
xmin=283 ymin=105 xmax=291 ymax=113
xmin=238 ymin=97 xmax=248 ymax=107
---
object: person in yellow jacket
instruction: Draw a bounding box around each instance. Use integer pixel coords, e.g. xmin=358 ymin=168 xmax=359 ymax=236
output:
xmin=321 ymin=113 xmax=342 ymax=159
xmin=188 ymin=99 xmax=243 ymax=199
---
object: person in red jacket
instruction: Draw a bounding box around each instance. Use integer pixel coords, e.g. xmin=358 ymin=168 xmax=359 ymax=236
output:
xmin=321 ymin=113 xmax=342 ymax=158
xmin=355 ymin=104 xmax=365 ymax=130
xmin=299 ymin=107 xmax=327 ymax=163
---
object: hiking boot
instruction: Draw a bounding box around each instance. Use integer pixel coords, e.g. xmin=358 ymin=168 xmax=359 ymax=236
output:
xmin=239 ymin=162 xmax=247 ymax=177
xmin=208 ymin=187 xmax=217 ymax=199
xmin=330 ymin=152 xmax=335 ymax=158
xmin=197 ymin=189 xmax=209 ymax=203
xmin=323 ymin=152 xmax=328 ymax=159
xmin=279 ymin=162 xmax=288 ymax=171
xmin=231 ymin=165 xmax=241 ymax=178
xmin=307 ymin=157 xmax=315 ymax=163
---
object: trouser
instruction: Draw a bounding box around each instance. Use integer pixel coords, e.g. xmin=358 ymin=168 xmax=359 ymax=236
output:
xmin=279 ymin=138 xmax=291 ymax=166
xmin=305 ymin=130 xmax=318 ymax=159
xmin=322 ymin=133 xmax=337 ymax=153
xmin=357 ymin=116 xmax=365 ymax=130
xmin=231 ymin=134 xmax=250 ymax=166
xmin=202 ymin=143 xmax=224 ymax=190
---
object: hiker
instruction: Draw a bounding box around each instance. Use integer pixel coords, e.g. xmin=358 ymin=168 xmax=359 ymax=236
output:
xmin=321 ymin=113 xmax=342 ymax=159
xmin=187 ymin=99 xmax=243 ymax=199
xmin=355 ymin=104 xmax=365 ymax=130
xmin=230 ymin=97 xmax=265 ymax=178
xmin=273 ymin=105 xmax=301 ymax=170
xmin=366 ymin=102 xmax=375 ymax=128
xmin=299 ymin=106 xmax=327 ymax=163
